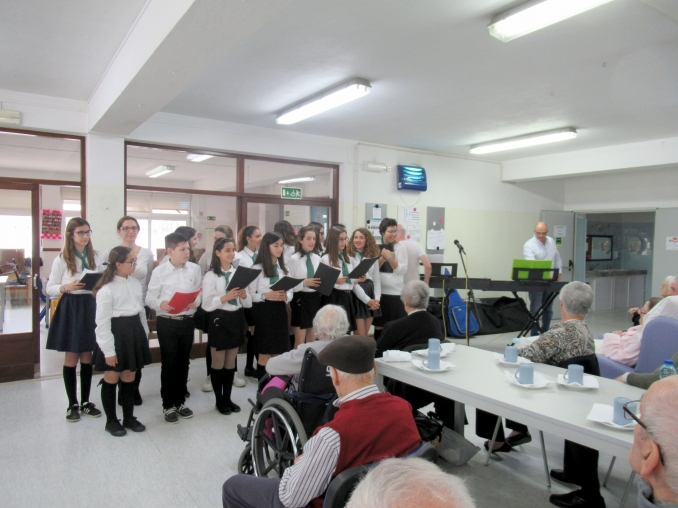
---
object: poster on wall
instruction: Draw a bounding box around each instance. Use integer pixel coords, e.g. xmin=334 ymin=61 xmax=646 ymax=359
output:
xmin=667 ymin=237 xmax=678 ymax=251
xmin=41 ymin=209 xmax=63 ymax=240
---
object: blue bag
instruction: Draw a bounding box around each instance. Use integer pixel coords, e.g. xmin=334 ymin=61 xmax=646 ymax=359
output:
xmin=444 ymin=289 xmax=479 ymax=338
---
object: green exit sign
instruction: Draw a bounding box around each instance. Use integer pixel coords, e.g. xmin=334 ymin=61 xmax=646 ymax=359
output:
xmin=281 ymin=187 xmax=302 ymax=199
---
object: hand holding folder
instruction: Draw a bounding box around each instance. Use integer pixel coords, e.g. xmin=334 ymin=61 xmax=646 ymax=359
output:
xmin=167 ymin=288 xmax=202 ymax=314
xmin=313 ymin=263 xmax=341 ymax=296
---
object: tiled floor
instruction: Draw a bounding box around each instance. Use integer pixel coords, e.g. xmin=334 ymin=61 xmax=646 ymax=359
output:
xmin=2 ymin=308 xmax=638 ymax=508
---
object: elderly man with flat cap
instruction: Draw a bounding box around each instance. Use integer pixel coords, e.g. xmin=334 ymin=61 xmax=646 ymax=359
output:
xmin=222 ymin=335 xmax=421 ymax=508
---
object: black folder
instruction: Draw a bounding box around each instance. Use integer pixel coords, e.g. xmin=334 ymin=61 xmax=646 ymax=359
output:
xmin=313 ymin=263 xmax=341 ymax=296
xmin=79 ymin=272 xmax=103 ymax=291
xmin=347 ymin=257 xmax=379 ymax=279
xmin=226 ymin=266 xmax=262 ymax=291
xmin=269 ymin=276 xmax=306 ymax=292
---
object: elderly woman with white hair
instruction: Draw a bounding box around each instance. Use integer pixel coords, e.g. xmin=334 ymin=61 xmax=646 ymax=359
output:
xmin=347 ymin=457 xmax=475 ymax=508
xmin=265 ymin=305 xmax=349 ymax=377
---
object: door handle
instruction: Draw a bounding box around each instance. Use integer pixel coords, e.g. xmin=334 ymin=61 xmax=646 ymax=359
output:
xmin=33 ymin=273 xmax=39 ymax=290
xmin=568 ymin=260 xmax=574 ymax=271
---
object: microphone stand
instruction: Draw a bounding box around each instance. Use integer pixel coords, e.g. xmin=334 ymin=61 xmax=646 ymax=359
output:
xmin=455 ymin=242 xmax=482 ymax=347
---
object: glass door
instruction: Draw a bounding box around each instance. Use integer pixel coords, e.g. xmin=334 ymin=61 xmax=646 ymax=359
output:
xmin=244 ymin=199 xmax=330 ymax=236
xmin=0 ymin=184 xmax=39 ymax=382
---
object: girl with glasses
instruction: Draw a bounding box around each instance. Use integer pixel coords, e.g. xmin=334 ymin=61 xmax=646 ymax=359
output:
xmin=92 ymin=247 xmax=151 ymax=436
xmin=115 ymin=215 xmax=154 ymax=405
xmin=320 ymin=225 xmax=359 ymax=332
xmin=46 ymin=217 xmax=106 ymax=422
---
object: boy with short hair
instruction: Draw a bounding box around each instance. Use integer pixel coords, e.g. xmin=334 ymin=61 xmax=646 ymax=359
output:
xmin=146 ymin=232 xmax=202 ymax=423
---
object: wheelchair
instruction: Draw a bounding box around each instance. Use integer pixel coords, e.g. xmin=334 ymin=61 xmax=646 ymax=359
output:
xmin=237 ymin=347 xmax=337 ymax=478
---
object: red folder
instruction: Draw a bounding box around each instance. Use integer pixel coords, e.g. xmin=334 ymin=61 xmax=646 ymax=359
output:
xmin=168 ymin=289 xmax=202 ymax=314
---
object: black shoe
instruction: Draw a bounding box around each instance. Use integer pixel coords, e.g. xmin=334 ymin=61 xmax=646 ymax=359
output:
xmin=176 ymin=404 xmax=193 ymax=419
xmin=164 ymin=407 xmax=179 ymax=424
xmin=484 ymin=440 xmax=512 ymax=453
xmin=105 ymin=419 xmax=127 ymax=437
xmin=506 ymin=431 xmax=532 ymax=447
xmin=123 ymin=417 xmax=146 ymax=432
xmin=244 ymin=367 xmax=256 ymax=378
xmin=66 ymin=405 xmax=81 ymax=422
xmin=216 ymin=404 xmax=232 ymax=415
xmin=80 ymin=402 xmax=102 ymax=418
xmin=549 ymin=490 xmax=606 ymax=508
xmin=185 ymin=391 xmax=191 ymax=399
xmin=134 ymin=390 xmax=143 ymax=406
xmin=550 ymin=469 xmax=581 ymax=486
xmin=227 ymin=401 xmax=241 ymax=413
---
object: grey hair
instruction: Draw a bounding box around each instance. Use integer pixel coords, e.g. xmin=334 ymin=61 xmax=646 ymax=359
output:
xmin=643 ymin=376 xmax=678 ymax=495
xmin=334 ymin=367 xmax=375 ymax=385
xmin=313 ymin=305 xmax=349 ymax=341
xmin=559 ymin=281 xmax=594 ymax=317
xmin=347 ymin=457 xmax=475 ymax=508
xmin=666 ymin=275 xmax=676 ymax=286
xmin=401 ymin=280 xmax=430 ymax=310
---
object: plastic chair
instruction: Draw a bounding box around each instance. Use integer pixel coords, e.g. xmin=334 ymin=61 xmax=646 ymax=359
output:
xmin=597 ymin=317 xmax=678 ymax=379
xmin=322 ymin=442 xmax=437 ymax=508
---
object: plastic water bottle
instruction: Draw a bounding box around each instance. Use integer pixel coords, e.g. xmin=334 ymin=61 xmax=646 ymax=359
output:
xmin=659 ymin=360 xmax=677 ymax=379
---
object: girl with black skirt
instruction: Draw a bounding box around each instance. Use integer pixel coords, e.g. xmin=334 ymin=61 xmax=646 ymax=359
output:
xmin=288 ymin=226 xmax=322 ymax=348
xmin=247 ymin=232 xmax=293 ymax=379
xmin=320 ymin=225 xmax=360 ymax=332
xmin=347 ymin=227 xmax=382 ymax=337
xmin=93 ymin=247 xmax=152 ymax=436
xmin=202 ymin=238 xmax=251 ymax=414
xmin=46 ymin=218 xmax=106 ymax=422
xmin=237 ymin=226 xmax=262 ymax=377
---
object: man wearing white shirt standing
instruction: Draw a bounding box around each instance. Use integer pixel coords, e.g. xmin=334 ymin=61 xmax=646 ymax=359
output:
xmin=396 ymin=224 xmax=431 ymax=286
xmin=524 ymin=222 xmax=562 ymax=336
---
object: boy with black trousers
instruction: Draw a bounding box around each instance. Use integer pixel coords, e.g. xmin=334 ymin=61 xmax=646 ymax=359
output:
xmin=146 ymin=232 xmax=202 ymax=423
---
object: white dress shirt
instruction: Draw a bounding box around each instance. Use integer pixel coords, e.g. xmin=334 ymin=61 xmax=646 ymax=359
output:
xmin=95 ymin=276 xmax=149 ymax=358
xmin=400 ymin=240 xmax=426 ymax=285
xmin=283 ymin=244 xmax=295 ymax=267
xmin=379 ymin=242 xmax=408 ymax=296
xmin=523 ymin=235 xmax=563 ymax=270
xmin=201 ymin=267 xmax=253 ymax=312
xmin=247 ymin=260 xmax=293 ymax=303
xmin=237 ymin=247 xmax=258 ymax=269
xmin=350 ymin=253 xmax=382 ymax=304
xmin=145 ymin=260 xmax=202 ymax=317
xmin=199 ymin=250 xmax=243 ymax=275
xmin=130 ymin=247 xmax=154 ymax=304
xmin=46 ymin=251 xmax=107 ymax=297
xmin=288 ymin=251 xmax=321 ymax=292
xmin=321 ymin=254 xmax=355 ymax=291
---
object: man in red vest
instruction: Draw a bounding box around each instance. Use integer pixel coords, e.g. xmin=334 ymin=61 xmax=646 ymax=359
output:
xmin=222 ymin=335 xmax=422 ymax=508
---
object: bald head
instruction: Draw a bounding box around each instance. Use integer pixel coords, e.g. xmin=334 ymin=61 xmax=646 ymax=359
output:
xmin=534 ymin=222 xmax=548 ymax=244
xmin=396 ymin=224 xmax=406 ymax=242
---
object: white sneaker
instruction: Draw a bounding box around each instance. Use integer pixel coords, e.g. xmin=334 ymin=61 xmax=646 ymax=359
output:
xmin=202 ymin=376 xmax=213 ymax=392
xmin=233 ymin=372 xmax=246 ymax=388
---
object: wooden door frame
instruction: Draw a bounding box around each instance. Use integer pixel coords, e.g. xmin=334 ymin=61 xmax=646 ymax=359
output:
xmin=0 ymin=182 xmax=40 ymax=382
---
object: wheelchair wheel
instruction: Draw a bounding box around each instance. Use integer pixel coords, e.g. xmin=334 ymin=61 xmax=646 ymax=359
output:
xmin=238 ymin=444 xmax=254 ymax=475
xmin=252 ymin=398 xmax=308 ymax=478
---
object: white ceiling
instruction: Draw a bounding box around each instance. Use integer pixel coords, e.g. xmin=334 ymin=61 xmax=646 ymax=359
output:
xmin=2 ymin=0 xmax=678 ymax=162
xmin=0 ymin=0 xmax=147 ymax=100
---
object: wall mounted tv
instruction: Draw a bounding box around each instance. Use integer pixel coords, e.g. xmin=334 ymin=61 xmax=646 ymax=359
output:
xmin=397 ymin=165 xmax=427 ymax=191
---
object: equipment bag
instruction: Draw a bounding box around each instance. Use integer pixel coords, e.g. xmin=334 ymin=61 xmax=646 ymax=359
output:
xmin=471 ymin=296 xmax=530 ymax=335
xmin=444 ymin=289 xmax=479 ymax=338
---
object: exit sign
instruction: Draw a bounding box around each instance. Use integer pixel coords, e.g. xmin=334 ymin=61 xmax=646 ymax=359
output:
xmin=281 ymin=187 xmax=302 ymax=199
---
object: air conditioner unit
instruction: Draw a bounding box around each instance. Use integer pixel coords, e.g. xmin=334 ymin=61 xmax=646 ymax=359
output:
xmin=361 ymin=162 xmax=391 ymax=173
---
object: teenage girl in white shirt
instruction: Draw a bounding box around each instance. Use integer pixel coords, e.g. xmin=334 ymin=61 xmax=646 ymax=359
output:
xmin=288 ymin=226 xmax=322 ymax=348
xmin=346 ymin=227 xmax=382 ymax=337
xmin=237 ymin=226 xmax=262 ymax=377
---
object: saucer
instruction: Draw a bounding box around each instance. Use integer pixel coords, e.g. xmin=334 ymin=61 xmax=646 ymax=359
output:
xmin=587 ymin=403 xmax=636 ymax=430
xmin=557 ymin=374 xmax=599 ymax=390
xmin=504 ymin=370 xmax=550 ymax=389
xmin=494 ymin=352 xmax=533 ymax=367
xmin=411 ymin=359 xmax=455 ymax=373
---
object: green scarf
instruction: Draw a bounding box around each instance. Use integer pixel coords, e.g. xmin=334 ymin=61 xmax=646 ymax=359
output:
xmin=270 ymin=263 xmax=279 ymax=284
xmin=74 ymin=248 xmax=89 ymax=270
xmin=222 ymin=270 xmax=238 ymax=305
xmin=341 ymin=256 xmax=351 ymax=284
xmin=304 ymin=251 xmax=314 ymax=278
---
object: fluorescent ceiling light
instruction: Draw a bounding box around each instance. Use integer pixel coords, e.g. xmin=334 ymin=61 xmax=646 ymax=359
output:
xmin=469 ymin=128 xmax=577 ymax=154
xmin=152 ymin=209 xmax=189 ymax=215
xmin=278 ymin=176 xmax=316 ymax=184
xmin=488 ymin=0 xmax=615 ymax=42
xmin=276 ymin=78 xmax=371 ymax=125
xmin=186 ymin=154 xmax=214 ymax=162
xmin=0 ymin=131 xmax=35 ymax=137
xmin=146 ymin=165 xmax=174 ymax=178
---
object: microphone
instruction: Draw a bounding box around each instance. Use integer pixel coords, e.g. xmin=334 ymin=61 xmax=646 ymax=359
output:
xmin=454 ymin=239 xmax=466 ymax=254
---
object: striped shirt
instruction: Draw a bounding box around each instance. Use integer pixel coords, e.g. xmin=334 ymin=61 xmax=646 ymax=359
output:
xmin=278 ymin=385 xmax=381 ymax=508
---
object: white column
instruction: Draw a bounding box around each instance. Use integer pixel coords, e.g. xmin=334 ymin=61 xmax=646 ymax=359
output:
xmin=86 ymin=134 xmax=125 ymax=253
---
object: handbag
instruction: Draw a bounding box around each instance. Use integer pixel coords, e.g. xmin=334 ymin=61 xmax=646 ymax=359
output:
xmin=414 ymin=412 xmax=444 ymax=444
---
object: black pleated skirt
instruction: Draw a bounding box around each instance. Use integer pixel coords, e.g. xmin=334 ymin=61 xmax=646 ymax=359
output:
xmin=252 ymin=301 xmax=291 ymax=355
xmin=93 ymin=315 xmax=152 ymax=372
xmin=46 ymin=293 xmax=96 ymax=353
xmin=193 ymin=306 xmax=211 ymax=333
xmin=291 ymin=291 xmax=322 ymax=329
xmin=208 ymin=308 xmax=246 ymax=351
xmin=372 ymin=294 xmax=406 ymax=327
xmin=243 ymin=307 xmax=256 ymax=327
xmin=322 ymin=289 xmax=357 ymax=332
xmin=354 ymin=280 xmax=382 ymax=320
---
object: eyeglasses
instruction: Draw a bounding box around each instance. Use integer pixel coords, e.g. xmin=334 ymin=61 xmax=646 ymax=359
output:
xmin=74 ymin=230 xmax=92 ymax=237
xmin=120 ymin=227 xmax=139 ymax=232
xmin=384 ymin=229 xmax=398 ymax=235
xmin=624 ymin=399 xmax=665 ymax=465
xmin=338 ymin=237 xmax=348 ymax=242
xmin=121 ymin=259 xmax=137 ymax=266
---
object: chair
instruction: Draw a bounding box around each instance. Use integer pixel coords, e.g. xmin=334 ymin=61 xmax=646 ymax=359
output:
xmin=322 ymin=442 xmax=437 ymax=508
xmin=597 ymin=317 xmax=678 ymax=379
